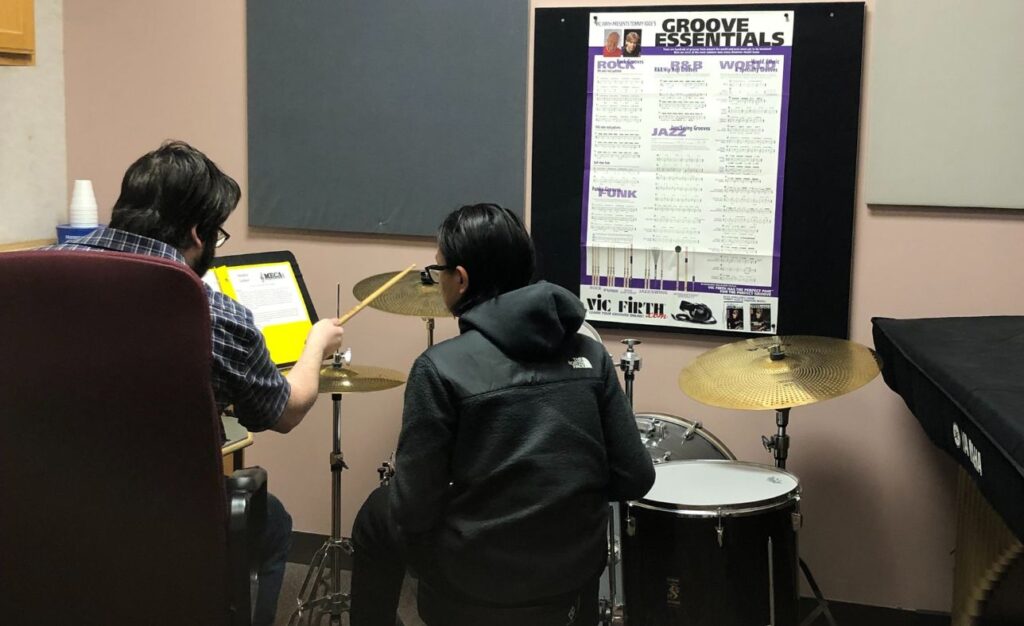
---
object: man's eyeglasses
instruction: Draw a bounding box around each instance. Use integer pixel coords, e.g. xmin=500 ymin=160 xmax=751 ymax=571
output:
xmin=422 ymin=264 xmax=453 ymax=284
xmin=215 ymin=227 xmax=231 ymax=248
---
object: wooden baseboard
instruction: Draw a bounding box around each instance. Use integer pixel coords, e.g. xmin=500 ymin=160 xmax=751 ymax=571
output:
xmin=0 ymin=239 xmax=54 ymax=252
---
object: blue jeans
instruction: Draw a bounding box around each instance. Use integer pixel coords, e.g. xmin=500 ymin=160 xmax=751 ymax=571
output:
xmin=253 ymin=492 xmax=292 ymax=626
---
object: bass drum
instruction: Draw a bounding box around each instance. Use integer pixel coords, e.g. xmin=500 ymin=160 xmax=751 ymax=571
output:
xmin=635 ymin=412 xmax=735 ymax=463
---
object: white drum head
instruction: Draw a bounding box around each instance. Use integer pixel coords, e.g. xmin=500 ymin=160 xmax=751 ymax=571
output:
xmin=640 ymin=460 xmax=799 ymax=515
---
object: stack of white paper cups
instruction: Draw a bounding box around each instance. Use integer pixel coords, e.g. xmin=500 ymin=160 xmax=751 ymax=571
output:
xmin=69 ymin=179 xmax=99 ymax=227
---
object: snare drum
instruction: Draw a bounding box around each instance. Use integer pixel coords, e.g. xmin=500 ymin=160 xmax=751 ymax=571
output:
xmin=623 ymin=460 xmax=801 ymax=626
xmin=635 ymin=412 xmax=735 ymax=463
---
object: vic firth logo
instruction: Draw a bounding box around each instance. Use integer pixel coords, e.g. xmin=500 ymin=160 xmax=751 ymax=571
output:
xmin=568 ymin=357 xmax=593 ymax=369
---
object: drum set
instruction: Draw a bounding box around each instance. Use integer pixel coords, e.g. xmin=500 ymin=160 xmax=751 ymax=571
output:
xmin=286 ymin=267 xmax=882 ymax=626
xmin=602 ymin=332 xmax=880 ymax=626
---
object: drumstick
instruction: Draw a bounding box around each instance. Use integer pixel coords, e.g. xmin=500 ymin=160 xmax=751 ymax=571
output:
xmin=335 ymin=263 xmax=417 ymax=326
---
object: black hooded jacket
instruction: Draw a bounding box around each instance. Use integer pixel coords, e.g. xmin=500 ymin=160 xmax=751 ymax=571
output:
xmin=388 ymin=282 xmax=655 ymax=603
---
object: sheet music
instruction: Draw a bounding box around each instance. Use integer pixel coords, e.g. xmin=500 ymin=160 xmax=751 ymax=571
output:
xmin=225 ymin=263 xmax=309 ymax=328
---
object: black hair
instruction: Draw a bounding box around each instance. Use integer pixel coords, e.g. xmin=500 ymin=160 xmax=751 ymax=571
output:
xmin=437 ymin=203 xmax=535 ymax=316
xmin=109 ymin=140 xmax=240 ymax=249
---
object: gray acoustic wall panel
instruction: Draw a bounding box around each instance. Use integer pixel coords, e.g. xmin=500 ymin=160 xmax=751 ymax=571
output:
xmin=864 ymin=0 xmax=1024 ymax=209
xmin=247 ymin=1 xmax=528 ymax=235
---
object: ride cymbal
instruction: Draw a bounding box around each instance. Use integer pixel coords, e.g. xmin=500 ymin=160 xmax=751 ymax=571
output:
xmin=283 ymin=363 xmax=407 ymax=394
xmin=352 ymin=270 xmax=450 ymax=319
xmin=679 ymin=335 xmax=881 ymax=410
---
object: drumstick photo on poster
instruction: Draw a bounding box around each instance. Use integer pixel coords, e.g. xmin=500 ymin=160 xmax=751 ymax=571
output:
xmin=675 ymin=245 xmax=681 ymax=290
xmin=602 ymin=245 xmax=610 ymax=286
xmin=684 ymin=246 xmax=689 ymax=292
xmin=628 ymin=243 xmax=634 ymax=289
xmin=644 ymin=249 xmax=650 ymax=290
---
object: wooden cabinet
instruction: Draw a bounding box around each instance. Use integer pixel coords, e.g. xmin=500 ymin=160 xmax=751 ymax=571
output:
xmin=0 ymin=0 xmax=35 ymax=66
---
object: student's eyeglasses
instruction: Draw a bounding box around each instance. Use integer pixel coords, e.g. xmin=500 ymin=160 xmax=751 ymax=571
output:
xmin=215 ymin=227 xmax=231 ymax=248
xmin=422 ymin=264 xmax=453 ymax=284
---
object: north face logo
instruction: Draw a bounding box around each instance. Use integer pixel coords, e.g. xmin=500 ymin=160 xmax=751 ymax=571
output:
xmin=568 ymin=357 xmax=593 ymax=369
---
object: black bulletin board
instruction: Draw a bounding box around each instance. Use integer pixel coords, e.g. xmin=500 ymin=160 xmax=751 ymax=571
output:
xmin=531 ymin=3 xmax=865 ymax=339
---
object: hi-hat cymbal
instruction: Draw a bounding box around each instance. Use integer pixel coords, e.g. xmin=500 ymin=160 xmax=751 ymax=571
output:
xmin=352 ymin=270 xmax=450 ymax=319
xmin=283 ymin=363 xmax=407 ymax=393
xmin=317 ymin=363 xmax=406 ymax=393
xmin=679 ymin=335 xmax=881 ymax=410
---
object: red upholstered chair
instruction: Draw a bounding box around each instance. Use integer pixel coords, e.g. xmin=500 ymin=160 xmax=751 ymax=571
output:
xmin=0 ymin=250 xmax=266 ymax=626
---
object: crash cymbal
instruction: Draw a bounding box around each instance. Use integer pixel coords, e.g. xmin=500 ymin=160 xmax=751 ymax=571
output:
xmin=679 ymin=335 xmax=881 ymax=410
xmin=352 ymin=270 xmax=450 ymax=319
xmin=282 ymin=363 xmax=407 ymax=393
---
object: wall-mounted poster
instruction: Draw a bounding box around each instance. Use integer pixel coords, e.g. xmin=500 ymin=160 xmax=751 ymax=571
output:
xmin=580 ymin=10 xmax=793 ymax=334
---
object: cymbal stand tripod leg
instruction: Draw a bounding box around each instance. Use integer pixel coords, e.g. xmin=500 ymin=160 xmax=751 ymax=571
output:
xmin=799 ymin=558 xmax=838 ymax=626
xmin=289 ymin=393 xmax=351 ymax=626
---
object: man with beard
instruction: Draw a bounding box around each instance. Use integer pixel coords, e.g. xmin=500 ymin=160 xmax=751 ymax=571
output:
xmin=47 ymin=140 xmax=344 ymax=626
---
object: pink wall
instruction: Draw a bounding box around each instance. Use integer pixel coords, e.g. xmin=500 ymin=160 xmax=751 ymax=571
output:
xmin=63 ymin=0 xmax=1024 ymax=612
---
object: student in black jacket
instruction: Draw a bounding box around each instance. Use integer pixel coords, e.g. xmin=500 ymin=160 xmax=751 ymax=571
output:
xmin=349 ymin=203 xmax=655 ymax=625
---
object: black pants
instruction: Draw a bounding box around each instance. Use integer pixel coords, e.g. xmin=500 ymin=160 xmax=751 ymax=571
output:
xmin=350 ymin=486 xmax=427 ymax=626
xmin=350 ymin=486 xmax=600 ymax=626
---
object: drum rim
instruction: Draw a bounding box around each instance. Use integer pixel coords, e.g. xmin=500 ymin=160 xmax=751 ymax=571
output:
xmin=634 ymin=411 xmax=737 ymax=461
xmin=628 ymin=459 xmax=801 ymax=517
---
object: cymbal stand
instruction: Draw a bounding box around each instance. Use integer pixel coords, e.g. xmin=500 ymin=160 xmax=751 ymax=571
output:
xmin=424 ymin=317 xmax=435 ymax=347
xmin=600 ymin=339 xmax=643 ymax=626
xmin=762 ymin=409 xmax=837 ymax=625
xmin=762 ymin=408 xmax=791 ymax=470
xmin=290 ymin=352 xmax=352 ymax=626
xmin=618 ymin=339 xmax=643 ymax=406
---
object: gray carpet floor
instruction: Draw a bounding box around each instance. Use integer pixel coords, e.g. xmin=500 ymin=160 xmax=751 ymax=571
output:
xmin=274 ymin=563 xmax=424 ymax=626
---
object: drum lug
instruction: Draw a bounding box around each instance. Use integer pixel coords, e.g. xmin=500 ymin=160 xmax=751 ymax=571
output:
xmin=626 ymin=513 xmax=636 ymax=537
xmin=716 ymin=509 xmax=725 ymax=548
xmin=791 ymin=511 xmax=803 ymax=532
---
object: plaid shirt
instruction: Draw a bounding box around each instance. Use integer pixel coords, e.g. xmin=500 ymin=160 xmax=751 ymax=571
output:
xmin=46 ymin=227 xmax=290 ymax=432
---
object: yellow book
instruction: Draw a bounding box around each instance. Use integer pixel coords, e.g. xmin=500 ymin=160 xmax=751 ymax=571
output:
xmin=208 ymin=261 xmax=312 ymax=365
